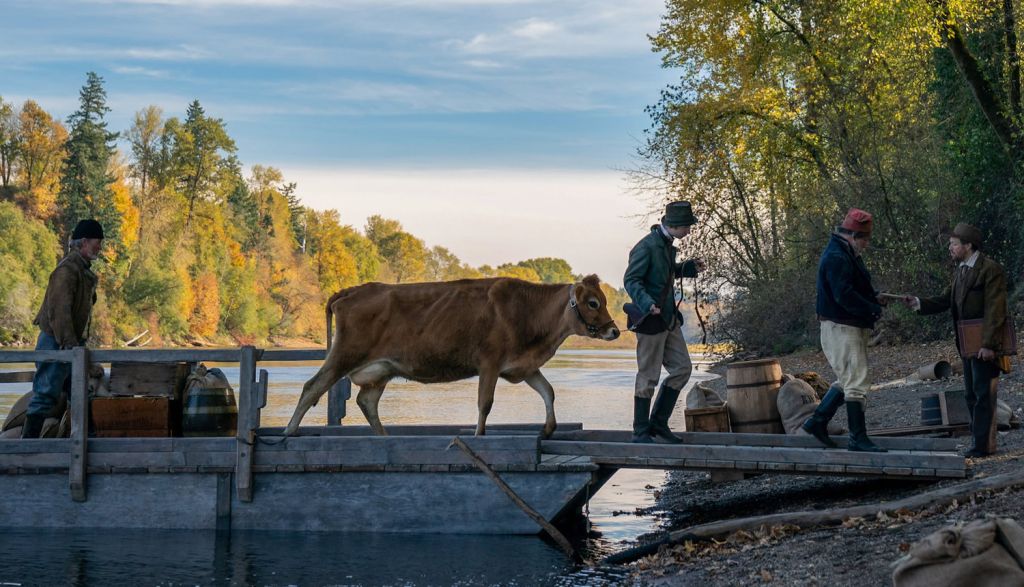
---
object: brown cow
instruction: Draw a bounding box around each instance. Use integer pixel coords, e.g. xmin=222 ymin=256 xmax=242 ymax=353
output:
xmin=284 ymin=274 xmax=620 ymax=438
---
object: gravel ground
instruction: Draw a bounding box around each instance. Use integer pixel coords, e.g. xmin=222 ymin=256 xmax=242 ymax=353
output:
xmin=621 ymin=341 xmax=1024 ymax=586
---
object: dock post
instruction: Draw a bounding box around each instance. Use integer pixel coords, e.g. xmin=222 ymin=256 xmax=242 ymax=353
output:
xmin=69 ymin=346 xmax=89 ymax=502
xmin=235 ymin=346 xmax=258 ymax=502
xmin=327 ymin=377 xmax=351 ymax=425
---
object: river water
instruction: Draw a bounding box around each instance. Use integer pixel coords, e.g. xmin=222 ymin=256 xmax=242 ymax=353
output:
xmin=0 ymin=349 xmax=717 ymax=586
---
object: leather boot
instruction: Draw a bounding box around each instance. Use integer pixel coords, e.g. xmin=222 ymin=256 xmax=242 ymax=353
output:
xmin=801 ymin=383 xmax=845 ymax=448
xmin=649 ymin=384 xmax=683 ymax=444
xmin=21 ymin=414 xmax=45 ymax=439
xmin=846 ymin=400 xmax=886 ymax=453
xmin=631 ymin=396 xmax=653 ymax=443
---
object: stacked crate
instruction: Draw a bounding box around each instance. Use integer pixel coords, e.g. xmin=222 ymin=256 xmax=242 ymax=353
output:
xmin=90 ymin=362 xmax=190 ymax=437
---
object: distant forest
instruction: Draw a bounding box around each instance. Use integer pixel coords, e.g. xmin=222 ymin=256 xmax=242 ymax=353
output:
xmin=0 ymin=73 xmax=633 ymax=347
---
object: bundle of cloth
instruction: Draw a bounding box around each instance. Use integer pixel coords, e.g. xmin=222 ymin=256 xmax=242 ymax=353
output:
xmin=893 ymin=517 xmax=1024 ymax=586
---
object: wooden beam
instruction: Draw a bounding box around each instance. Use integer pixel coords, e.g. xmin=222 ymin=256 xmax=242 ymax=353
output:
xmin=549 ymin=429 xmax=959 ymax=452
xmin=0 ymin=370 xmax=34 ymax=383
xmin=69 ymin=346 xmax=89 ymax=502
xmin=235 ymin=346 xmax=257 ymax=502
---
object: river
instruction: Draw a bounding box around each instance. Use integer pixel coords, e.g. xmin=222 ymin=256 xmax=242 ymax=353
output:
xmin=0 ymin=349 xmax=717 ymax=586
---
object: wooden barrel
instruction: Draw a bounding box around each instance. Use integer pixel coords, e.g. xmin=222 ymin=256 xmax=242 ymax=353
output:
xmin=181 ymin=385 xmax=237 ymax=437
xmin=726 ymin=359 xmax=785 ymax=434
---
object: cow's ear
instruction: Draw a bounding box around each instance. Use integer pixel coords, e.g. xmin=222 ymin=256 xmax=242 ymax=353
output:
xmin=582 ymin=274 xmax=601 ymax=288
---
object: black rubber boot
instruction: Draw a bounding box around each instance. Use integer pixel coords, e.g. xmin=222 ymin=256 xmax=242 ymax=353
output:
xmin=801 ymin=383 xmax=845 ymax=448
xmin=21 ymin=414 xmax=45 ymax=439
xmin=649 ymin=384 xmax=683 ymax=444
xmin=846 ymin=400 xmax=887 ymax=453
xmin=631 ymin=396 xmax=653 ymax=443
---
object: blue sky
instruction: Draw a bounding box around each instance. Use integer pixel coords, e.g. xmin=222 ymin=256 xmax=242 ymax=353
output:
xmin=3 ymin=0 xmax=679 ymax=286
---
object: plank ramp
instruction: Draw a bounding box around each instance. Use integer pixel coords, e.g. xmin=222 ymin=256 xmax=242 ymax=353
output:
xmin=541 ymin=436 xmax=966 ymax=480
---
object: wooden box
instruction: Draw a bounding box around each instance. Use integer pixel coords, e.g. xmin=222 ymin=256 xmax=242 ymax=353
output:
xmin=684 ymin=405 xmax=731 ymax=433
xmin=938 ymin=389 xmax=970 ymax=426
xmin=107 ymin=362 xmax=190 ymax=400
xmin=91 ymin=397 xmax=179 ymax=437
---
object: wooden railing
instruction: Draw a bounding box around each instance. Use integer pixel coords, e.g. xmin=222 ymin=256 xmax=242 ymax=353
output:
xmin=0 ymin=346 xmax=351 ymax=502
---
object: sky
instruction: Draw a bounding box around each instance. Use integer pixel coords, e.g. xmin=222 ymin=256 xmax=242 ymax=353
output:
xmin=2 ymin=0 xmax=679 ymax=287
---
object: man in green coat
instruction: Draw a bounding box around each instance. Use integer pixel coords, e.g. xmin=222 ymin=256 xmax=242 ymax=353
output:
xmin=623 ymin=201 xmax=704 ymax=443
xmin=903 ymin=223 xmax=1010 ymax=457
xmin=22 ymin=219 xmax=103 ymax=438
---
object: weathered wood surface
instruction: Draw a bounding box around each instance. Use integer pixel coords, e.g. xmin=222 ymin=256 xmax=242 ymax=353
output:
xmin=0 ymin=370 xmax=34 ymax=383
xmin=549 ymin=429 xmax=959 ymax=452
xmin=69 ymin=347 xmax=89 ymax=502
xmin=107 ymin=362 xmax=189 ymax=398
xmin=257 ymin=422 xmax=585 ymax=437
xmin=235 ymin=346 xmax=257 ymax=502
xmin=869 ymin=423 xmax=970 ymax=437
xmin=541 ymin=440 xmax=965 ymax=479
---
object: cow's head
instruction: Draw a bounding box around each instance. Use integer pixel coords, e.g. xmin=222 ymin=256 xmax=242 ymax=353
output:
xmin=570 ymin=275 xmax=620 ymax=341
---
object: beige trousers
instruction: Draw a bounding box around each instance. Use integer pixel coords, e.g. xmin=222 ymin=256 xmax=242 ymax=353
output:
xmin=635 ymin=326 xmax=692 ymax=398
xmin=820 ymin=320 xmax=871 ymax=403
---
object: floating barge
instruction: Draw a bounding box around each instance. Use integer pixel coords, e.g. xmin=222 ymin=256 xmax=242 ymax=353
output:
xmin=0 ymin=347 xmax=604 ymax=534
xmin=0 ymin=346 xmax=966 ymax=535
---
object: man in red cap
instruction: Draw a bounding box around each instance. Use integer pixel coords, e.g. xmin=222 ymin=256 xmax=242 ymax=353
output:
xmin=902 ymin=223 xmax=1010 ymax=457
xmin=801 ymin=208 xmax=889 ymax=452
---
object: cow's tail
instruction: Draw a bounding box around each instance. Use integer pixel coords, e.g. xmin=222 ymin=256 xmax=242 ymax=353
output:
xmin=324 ymin=289 xmax=348 ymax=350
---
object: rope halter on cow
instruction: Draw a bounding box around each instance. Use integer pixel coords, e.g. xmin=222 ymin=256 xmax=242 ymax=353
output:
xmin=568 ymin=285 xmax=616 ymax=337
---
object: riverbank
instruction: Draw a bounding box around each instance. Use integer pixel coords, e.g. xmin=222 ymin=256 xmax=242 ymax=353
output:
xmin=625 ymin=340 xmax=1024 ymax=585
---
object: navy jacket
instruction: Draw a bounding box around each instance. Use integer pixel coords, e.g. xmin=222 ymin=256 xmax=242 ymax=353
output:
xmin=816 ymin=233 xmax=881 ymax=329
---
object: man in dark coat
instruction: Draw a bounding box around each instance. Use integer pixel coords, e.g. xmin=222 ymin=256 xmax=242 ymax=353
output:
xmin=802 ymin=208 xmax=889 ymax=452
xmin=623 ymin=201 xmax=704 ymax=443
xmin=22 ymin=220 xmax=103 ymax=438
xmin=903 ymin=223 xmax=1010 ymax=457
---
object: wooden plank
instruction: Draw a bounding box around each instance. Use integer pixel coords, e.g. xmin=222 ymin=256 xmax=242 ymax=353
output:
xmin=259 ymin=349 xmax=326 ymax=361
xmin=90 ymin=438 xmax=175 ymax=453
xmin=235 ymin=345 xmax=257 ymax=502
xmin=69 ymin=346 xmax=89 ymax=502
xmin=185 ymin=452 xmax=234 ymax=467
xmin=327 ymin=377 xmax=351 ymax=424
xmin=549 ymin=429 xmax=959 ymax=452
xmin=91 ymin=349 xmax=243 ymax=363
xmin=257 ymin=422 xmax=584 ymax=437
xmin=0 ymin=370 xmax=34 ymax=383
xmin=540 ymin=440 xmax=964 ymax=470
xmin=89 ymin=452 xmax=187 ymax=468
xmin=0 ymin=453 xmax=71 ymax=468
xmin=0 ymin=439 xmax=70 ymax=453
xmin=0 ymin=350 xmax=71 ymax=362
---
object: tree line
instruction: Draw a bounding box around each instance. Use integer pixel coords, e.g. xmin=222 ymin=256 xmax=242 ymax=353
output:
xmin=0 ymin=73 xmax=628 ymax=346
xmin=638 ymin=0 xmax=1024 ymax=353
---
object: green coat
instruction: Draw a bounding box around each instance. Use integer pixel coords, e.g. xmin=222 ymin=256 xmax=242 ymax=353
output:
xmin=33 ymin=250 xmax=98 ymax=348
xmin=623 ymin=226 xmax=697 ymax=329
xmin=918 ymin=253 xmax=1010 ymax=353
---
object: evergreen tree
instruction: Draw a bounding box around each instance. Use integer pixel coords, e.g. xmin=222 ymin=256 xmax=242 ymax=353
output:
xmin=57 ymin=72 xmax=120 ymax=244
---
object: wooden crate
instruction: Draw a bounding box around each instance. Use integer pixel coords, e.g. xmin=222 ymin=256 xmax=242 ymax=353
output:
xmin=107 ymin=362 xmax=190 ymax=399
xmin=91 ymin=397 xmax=179 ymax=437
xmin=938 ymin=389 xmax=970 ymax=425
xmin=684 ymin=405 xmax=731 ymax=433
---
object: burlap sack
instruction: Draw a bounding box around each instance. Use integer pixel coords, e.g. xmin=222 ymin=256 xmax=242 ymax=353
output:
xmin=777 ymin=379 xmax=844 ymax=435
xmin=893 ymin=518 xmax=1024 ymax=587
xmin=997 ymin=399 xmax=1020 ymax=430
xmin=685 ymin=383 xmax=725 ymax=409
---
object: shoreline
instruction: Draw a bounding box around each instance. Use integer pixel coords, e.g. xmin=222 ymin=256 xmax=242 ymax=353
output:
xmin=625 ymin=340 xmax=1024 ymax=585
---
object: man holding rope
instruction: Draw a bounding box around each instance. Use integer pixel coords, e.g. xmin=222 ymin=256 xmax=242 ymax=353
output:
xmin=624 ymin=201 xmax=704 ymax=444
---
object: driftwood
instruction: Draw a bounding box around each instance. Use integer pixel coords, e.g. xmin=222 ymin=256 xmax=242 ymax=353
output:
xmin=449 ymin=436 xmax=576 ymax=558
xmin=605 ymin=468 xmax=1024 ymax=565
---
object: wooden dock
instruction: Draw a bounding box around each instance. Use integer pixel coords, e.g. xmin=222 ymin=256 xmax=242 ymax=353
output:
xmin=544 ymin=430 xmax=965 ymax=480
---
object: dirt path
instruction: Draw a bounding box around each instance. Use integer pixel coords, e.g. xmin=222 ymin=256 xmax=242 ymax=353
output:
xmin=621 ymin=341 xmax=1024 ymax=585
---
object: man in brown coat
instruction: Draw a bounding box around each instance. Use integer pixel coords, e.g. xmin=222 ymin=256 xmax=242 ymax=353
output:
xmin=904 ymin=223 xmax=1010 ymax=457
xmin=22 ymin=219 xmax=103 ymax=438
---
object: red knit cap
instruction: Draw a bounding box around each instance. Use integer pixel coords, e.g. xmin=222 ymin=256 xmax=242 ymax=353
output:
xmin=841 ymin=208 xmax=873 ymax=235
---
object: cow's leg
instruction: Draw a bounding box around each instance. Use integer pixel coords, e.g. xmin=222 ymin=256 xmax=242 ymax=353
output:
xmin=524 ymin=370 xmax=557 ymax=439
xmin=283 ymin=357 xmax=347 ymax=436
xmin=475 ymin=369 xmax=500 ymax=436
xmin=356 ymin=384 xmax=388 ymax=436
